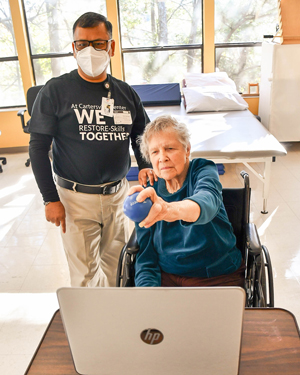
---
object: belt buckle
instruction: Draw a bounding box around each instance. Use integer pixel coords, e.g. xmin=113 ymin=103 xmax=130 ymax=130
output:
xmin=102 ymin=181 xmax=120 ymax=195
xmin=72 ymin=182 xmax=77 ymax=192
xmin=102 ymin=185 xmax=109 ymax=195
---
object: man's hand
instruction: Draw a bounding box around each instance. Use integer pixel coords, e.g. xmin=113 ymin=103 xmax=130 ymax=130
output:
xmin=45 ymin=201 xmax=66 ymax=233
xmin=138 ymin=168 xmax=158 ymax=187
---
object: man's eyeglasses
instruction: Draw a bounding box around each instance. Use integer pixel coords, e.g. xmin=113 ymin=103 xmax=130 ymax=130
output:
xmin=73 ymin=39 xmax=112 ymax=51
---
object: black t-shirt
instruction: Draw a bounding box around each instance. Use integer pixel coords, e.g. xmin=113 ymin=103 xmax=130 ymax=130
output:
xmin=29 ymin=70 xmax=150 ymax=185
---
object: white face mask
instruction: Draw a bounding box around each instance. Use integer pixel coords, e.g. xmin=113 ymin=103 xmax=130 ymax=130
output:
xmin=76 ymin=46 xmax=110 ymax=78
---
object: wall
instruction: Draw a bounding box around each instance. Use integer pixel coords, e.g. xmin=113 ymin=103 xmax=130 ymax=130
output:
xmin=0 ymin=109 xmax=30 ymax=150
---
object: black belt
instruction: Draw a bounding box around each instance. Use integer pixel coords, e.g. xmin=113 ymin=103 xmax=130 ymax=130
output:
xmin=56 ymin=176 xmax=123 ymax=195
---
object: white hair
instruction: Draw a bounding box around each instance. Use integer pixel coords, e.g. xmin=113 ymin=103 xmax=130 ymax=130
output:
xmin=138 ymin=115 xmax=191 ymax=163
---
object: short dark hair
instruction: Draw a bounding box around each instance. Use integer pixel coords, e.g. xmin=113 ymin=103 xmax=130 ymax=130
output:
xmin=73 ymin=12 xmax=112 ymax=38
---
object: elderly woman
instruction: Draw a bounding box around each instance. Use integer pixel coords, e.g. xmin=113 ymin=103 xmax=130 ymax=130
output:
xmin=129 ymin=115 xmax=245 ymax=287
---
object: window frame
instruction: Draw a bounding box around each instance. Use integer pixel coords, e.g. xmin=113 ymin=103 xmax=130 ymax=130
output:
xmin=0 ymin=0 xmax=25 ymax=109
xmin=118 ymin=1 xmax=204 ymax=83
xmin=21 ymin=0 xmax=75 ymax=85
xmin=213 ymin=0 xmax=278 ymax=93
xmin=0 ymin=56 xmax=24 ymax=109
xmin=20 ymin=0 xmax=110 ymax=88
xmin=215 ymin=41 xmax=263 ymax=93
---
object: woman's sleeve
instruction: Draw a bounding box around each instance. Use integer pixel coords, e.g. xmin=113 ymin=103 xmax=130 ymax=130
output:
xmin=183 ymin=161 xmax=223 ymax=225
xmin=134 ymin=224 xmax=161 ymax=287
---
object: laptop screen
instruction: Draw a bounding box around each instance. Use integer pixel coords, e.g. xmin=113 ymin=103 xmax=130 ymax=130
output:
xmin=57 ymin=287 xmax=245 ymax=375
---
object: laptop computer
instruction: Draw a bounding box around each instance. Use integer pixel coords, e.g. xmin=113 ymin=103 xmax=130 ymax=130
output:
xmin=57 ymin=287 xmax=245 ymax=375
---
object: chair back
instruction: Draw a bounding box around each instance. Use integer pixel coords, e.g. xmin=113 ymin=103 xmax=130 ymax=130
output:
xmin=27 ymin=85 xmax=43 ymax=116
xmin=222 ymin=172 xmax=250 ymax=259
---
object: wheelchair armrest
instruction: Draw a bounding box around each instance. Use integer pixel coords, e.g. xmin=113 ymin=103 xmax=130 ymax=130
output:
xmin=126 ymin=230 xmax=139 ymax=255
xmin=245 ymin=223 xmax=262 ymax=257
xmin=116 ymin=229 xmax=139 ymax=287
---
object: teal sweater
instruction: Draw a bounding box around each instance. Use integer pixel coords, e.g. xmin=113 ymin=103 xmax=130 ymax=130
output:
xmin=135 ymin=158 xmax=242 ymax=287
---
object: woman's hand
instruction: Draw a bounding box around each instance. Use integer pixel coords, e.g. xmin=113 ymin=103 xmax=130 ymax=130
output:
xmin=136 ymin=187 xmax=168 ymax=228
xmin=128 ymin=186 xmax=168 ymax=228
xmin=127 ymin=186 xmax=201 ymax=228
xmin=138 ymin=168 xmax=158 ymax=187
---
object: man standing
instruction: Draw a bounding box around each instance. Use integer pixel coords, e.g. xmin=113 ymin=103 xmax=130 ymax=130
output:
xmin=29 ymin=12 xmax=152 ymax=287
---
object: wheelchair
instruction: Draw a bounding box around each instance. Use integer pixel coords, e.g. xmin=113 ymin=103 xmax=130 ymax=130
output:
xmin=116 ymin=171 xmax=274 ymax=308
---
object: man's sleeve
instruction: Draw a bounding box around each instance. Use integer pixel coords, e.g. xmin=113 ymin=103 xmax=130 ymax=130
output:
xmin=28 ymin=84 xmax=60 ymax=202
xmin=28 ymin=87 xmax=58 ymax=136
xmin=129 ymin=90 xmax=152 ymax=170
xmin=29 ymin=133 xmax=60 ymax=203
xmin=134 ymin=224 xmax=161 ymax=287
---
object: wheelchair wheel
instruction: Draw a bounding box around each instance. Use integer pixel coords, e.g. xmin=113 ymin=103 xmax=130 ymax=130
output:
xmin=256 ymin=254 xmax=267 ymax=307
xmin=262 ymin=245 xmax=274 ymax=307
xmin=116 ymin=246 xmax=137 ymax=287
xmin=255 ymin=252 xmax=271 ymax=307
xmin=245 ymin=254 xmax=256 ymax=307
xmin=246 ymin=252 xmax=267 ymax=307
xmin=261 ymin=259 xmax=267 ymax=301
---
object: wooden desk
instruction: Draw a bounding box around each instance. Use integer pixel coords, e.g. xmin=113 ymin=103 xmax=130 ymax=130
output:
xmin=25 ymin=308 xmax=300 ymax=375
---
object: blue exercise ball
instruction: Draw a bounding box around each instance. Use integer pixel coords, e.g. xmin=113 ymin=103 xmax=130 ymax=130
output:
xmin=123 ymin=192 xmax=152 ymax=222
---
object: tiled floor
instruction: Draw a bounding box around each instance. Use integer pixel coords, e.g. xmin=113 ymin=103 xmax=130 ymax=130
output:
xmin=0 ymin=146 xmax=300 ymax=374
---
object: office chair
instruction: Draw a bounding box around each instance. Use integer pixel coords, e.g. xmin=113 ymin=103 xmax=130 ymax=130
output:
xmin=0 ymin=156 xmax=7 ymax=173
xmin=0 ymin=130 xmax=7 ymax=172
xmin=17 ymin=85 xmax=43 ymax=167
xmin=116 ymin=171 xmax=274 ymax=308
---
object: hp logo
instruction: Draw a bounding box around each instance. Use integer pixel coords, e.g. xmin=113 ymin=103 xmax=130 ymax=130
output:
xmin=140 ymin=329 xmax=164 ymax=345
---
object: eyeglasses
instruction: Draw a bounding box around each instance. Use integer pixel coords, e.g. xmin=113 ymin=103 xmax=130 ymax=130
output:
xmin=73 ymin=39 xmax=112 ymax=51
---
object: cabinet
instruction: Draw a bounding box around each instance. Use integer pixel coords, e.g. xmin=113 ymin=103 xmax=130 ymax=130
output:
xmin=259 ymin=42 xmax=300 ymax=141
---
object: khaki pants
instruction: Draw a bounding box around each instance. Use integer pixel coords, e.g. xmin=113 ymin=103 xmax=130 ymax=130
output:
xmin=57 ymin=178 xmax=129 ymax=287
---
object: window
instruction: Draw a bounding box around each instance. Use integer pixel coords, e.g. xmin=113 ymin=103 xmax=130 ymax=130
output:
xmin=22 ymin=0 xmax=107 ymax=85
xmin=215 ymin=0 xmax=278 ymax=93
xmin=0 ymin=0 xmax=26 ymax=107
xmin=119 ymin=0 xmax=203 ymax=84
